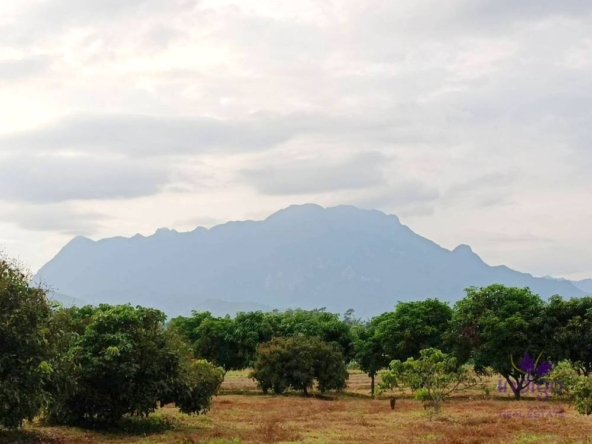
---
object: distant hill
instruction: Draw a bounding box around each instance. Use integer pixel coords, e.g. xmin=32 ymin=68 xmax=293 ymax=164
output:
xmin=573 ymin=279 xmax=592 ymax=294
xmin=34 ymin=204 xmax=587 ymax=318
xmin=190 ymin=299 xmax=274 ymax=317
xmin=46 ymin=291 xmax=89 ymax=308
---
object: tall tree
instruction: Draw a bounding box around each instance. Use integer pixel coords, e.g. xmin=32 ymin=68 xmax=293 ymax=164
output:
xmin=376 ymin=299 xmax=452 ymax=361
xmin=449 ymin=284 xmax=546 ymax=400
xmin=544 ymin=296 xmax=592 ymax=375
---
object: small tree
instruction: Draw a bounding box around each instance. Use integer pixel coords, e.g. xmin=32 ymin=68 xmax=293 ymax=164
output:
xmin=251 ymin=336 xmax=348 ymax=396
xmin=381 ymin=348 xmax=485 ymax=414
xmin=170 ymin=359 xmax=223 ymax=415
xmin=0 ymin=258 xmax=53 ymax=429
xmin=543 ymin=360 xmax=579 ymax=402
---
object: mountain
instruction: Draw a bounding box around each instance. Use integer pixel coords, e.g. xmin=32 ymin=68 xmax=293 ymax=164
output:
xmin=34 ymin=204 xmax=586 ymax=318
xmin=46 ymin=291 xmax=89 ymax=307
xmin=190 ymin=299 xmax=274 ymax=317
xmin=573 ymin=279 xmax=592 ymax=294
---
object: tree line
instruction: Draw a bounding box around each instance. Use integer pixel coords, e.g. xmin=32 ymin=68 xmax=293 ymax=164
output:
xmin=3 ymin=254 xmax=592 ymax=429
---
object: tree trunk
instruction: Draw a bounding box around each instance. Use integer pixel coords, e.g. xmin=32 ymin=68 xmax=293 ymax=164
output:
xmin=303 ymin=386 xmax=308 ymax=397
xmin=506 ymin=376 xmax=523 ymax=400
xmin=371 ymin=374 xmax=375 ymax=399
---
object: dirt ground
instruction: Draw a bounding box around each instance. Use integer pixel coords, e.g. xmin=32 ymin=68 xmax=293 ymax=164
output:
xmin=4 ymin=371 xmax=591 ymax=444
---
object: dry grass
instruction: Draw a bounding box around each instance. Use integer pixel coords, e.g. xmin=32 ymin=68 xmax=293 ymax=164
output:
xmin=12 ymin=371 xmax=592 ymax=444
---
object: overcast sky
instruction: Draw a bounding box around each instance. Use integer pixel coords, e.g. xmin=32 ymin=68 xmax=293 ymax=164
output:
xmin=1 ymin=0 xmax=591 ymax=280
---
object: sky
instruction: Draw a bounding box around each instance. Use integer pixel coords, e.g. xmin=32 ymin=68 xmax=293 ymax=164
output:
xmin=0 ymin=0 xmax=591 ymax=280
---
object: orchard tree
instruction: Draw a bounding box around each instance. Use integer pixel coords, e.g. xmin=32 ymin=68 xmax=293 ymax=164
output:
xmin=251 ymin=336 xmax=348 ymax=396
xmin=47 ymin=304 xmax=222 ymax=426
xmin=376 ymin=299 xmax=452 ymax=362
xmin=169 ymin=311 xmax=213 ymax=344
xmin=270 ymin=309 xmax=354 ymax=360
xmin=232 ymin=311 xmax=276 ymax=366
xmin=0 ymin=258 xmax=53 ymax=429
xmin=192 ymin=316 xmax=246 ymax=376
xmin=352 ymin=320 xmax=390 ymax=397
xmin=381 ymin=348 xmax=485 ymax=414
xmin=450 ymin=285 xmax=546 ymax=400
xmin=544 ymin=296 xmax=592 ymax=375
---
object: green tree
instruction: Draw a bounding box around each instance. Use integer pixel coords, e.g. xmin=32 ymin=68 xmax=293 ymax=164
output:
xmin=47 ymin=304 xmax=221 ymax=426
xmin=270 ymin=309 xmax=354 ymax=360
xmin=169 ymin=311 xmax=213 ymax=344
xmin=381 ymin=348 xmax=485 ymax=414
xmin=352 ymin=320 xmax=390 ymax=398
xmin=572 ymin=377 xmax=592 ymax=416
xmin=165 ymin=358 xmax=223 ymax=416
xmin=250 ymin=336 xmax=348 ymax=396
xmin=0 ymin=258 xmax=53 ymax=429
xmin=376 ymin=299 xmax=452 ymax=362
xmin=449 ymin=284 xmax=546 ymax=400
xmin=544 ymin=296 xmax=592 ymax=375
xmin=192 ymin=316 xmax=246 ymax=377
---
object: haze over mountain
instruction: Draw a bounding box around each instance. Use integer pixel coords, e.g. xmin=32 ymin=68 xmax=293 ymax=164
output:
xmin=35 ymin=204 xmax=588 ymax=318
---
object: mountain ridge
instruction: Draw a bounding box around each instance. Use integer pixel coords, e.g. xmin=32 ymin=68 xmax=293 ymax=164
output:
xmin=35 ymin=204 xmax=588 ymax=318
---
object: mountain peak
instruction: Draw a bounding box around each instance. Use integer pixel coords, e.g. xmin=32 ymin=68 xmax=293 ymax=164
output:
xmin=453 ymin=244 xmax=474 ymax=254
xmin=154 ymin=227 xmax=178 ymax=236
xmin=34 ymin=204 xmax=586 ymax=318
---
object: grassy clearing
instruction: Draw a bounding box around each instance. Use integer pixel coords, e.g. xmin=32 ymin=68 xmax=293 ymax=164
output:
xmin=6 ymin=372 xmax=592 ymax=444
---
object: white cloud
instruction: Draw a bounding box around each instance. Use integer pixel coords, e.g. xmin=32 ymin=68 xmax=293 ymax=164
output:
xmin=0 ymin=0 xmax=590 ymax=279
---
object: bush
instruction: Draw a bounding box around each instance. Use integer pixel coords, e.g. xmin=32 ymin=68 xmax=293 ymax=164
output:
xmin=174 ymin=360 xmax=224 ymax=415
xmin=572 ymin=376 xmax=592 ymax=416
xmin=250 ymin=336 xmax=348 ymax=396
xmin=0 ymin=258 xmax=53 ymax=429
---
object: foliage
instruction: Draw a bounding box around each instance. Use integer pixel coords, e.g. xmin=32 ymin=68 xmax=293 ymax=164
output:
xmin=172 ymin=308 xmax=354 ymax=371
xmin=46 ymin=304 xmax=220 ymax=426
xmin=250 ymin=336 xmax=348 ymax=395
xmin=449 ymin=284 xmax=546 ymax=400
xmin=572 ymin=376 xmax=592 ymax=416
xmin=0 ymin=258 xmax=53 ymax=429
xmin=381 ymin=348 xmax=485 ymax=414
xmin=375 ymin=299 xmax=452 ymax=361
xmin=543 ymin=360 xmax=579 ymax=402
xmin=544 ymin=296 xmax=592 ymax=376
xmin=352 ymin=320 xmax=390 ymax=397
xmin=192 ymin=317 xmax=247 ymax=375
xmin=268 ymin=309 xmax=354 ymax=360
xmin=173 ymin=360 xmax=224 ymax=415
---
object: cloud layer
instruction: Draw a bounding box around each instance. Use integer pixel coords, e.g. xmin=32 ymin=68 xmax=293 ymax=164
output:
xmin=0 ymin=0 xmax=591 ymax=279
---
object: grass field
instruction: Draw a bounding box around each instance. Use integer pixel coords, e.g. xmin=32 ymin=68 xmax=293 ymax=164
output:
xmin=3 ymin=371 xmax=592 ymax=444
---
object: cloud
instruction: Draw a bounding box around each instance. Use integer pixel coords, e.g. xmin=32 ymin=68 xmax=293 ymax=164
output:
xmin=0 ymin=56 xmax=50 ymax=81
xmin=239 ymin=152 xmax=389 ymax=195
xmin=0 ymin=153 xmax=171 ymax=203
xmin=0 ymin=203 xmax=105 ymax=235
xmin=0 ymin=113 xmax=299 ymax=157
xmin=0 ymin=0 xmax=590 ymax=279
